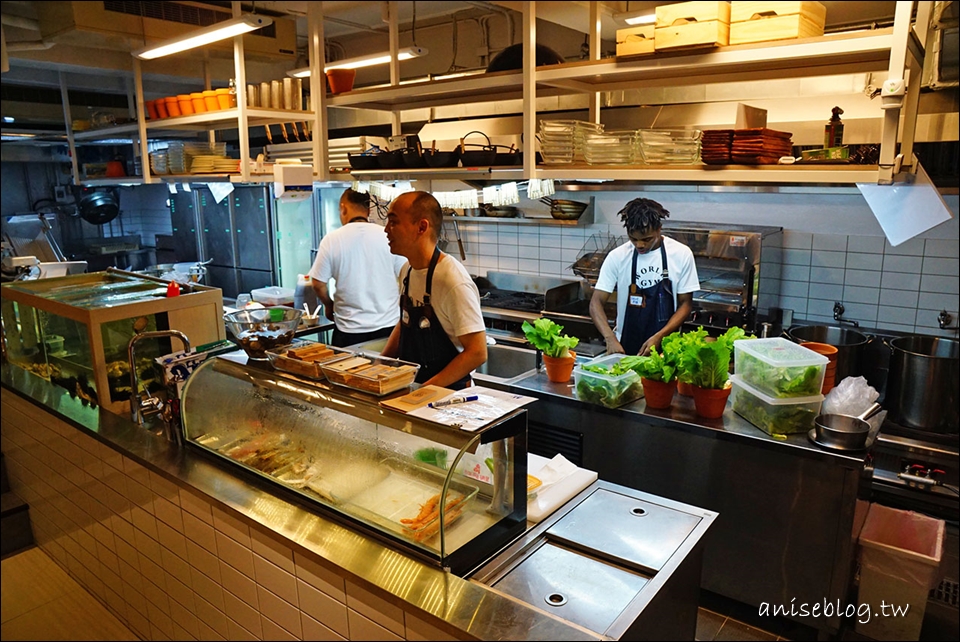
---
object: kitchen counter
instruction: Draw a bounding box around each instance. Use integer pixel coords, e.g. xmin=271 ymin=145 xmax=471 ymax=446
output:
xmin=484 ymin=368 xmax=871 ymax=636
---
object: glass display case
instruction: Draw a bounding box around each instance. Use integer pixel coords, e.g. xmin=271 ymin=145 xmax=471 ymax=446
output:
xmin=1 ymin=269 xmax=225 ymax=415
xmin=180 ymin=356 xmax=528 ymax=574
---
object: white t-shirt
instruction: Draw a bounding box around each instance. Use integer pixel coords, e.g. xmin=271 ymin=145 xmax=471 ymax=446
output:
xmin=595 ymin=235 xmax=700 ymax=340
xmin=401 ymin=253 xmax=486 ymax=350
xmin=308 ymin=222 xmax=407 ymax=333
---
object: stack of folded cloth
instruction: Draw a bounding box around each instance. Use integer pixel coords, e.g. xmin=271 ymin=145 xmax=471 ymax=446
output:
xmin=731 ymin=128 xmax=794 ymax=165
xmin=701 ymin=130 xmax=734 ymax=165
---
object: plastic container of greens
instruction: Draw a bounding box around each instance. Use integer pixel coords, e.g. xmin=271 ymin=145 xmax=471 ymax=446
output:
xmin=730 ymin=375 xmax=824 ymax=436
xmin=734 ymin=338 xmax=828 ymax=399
xmin=573 ymin=354 xmax=644 ymax=408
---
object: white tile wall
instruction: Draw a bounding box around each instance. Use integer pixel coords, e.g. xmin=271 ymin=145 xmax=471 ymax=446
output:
xmin=0 ymin=391 xmax=472 ymax=641
xmin=453 ymin=191 xmax=959 ymax=336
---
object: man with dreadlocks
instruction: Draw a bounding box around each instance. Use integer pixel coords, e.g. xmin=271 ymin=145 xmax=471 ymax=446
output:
xmin=589 ymin=198 xmax=699 ymax=356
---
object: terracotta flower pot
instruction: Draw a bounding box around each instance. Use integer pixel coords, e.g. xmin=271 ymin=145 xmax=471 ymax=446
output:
xmin=641 ymin=377 xmax=677 ymax=409
xmin=691 ymin=384 xmax=732 ymax=419
xmin=543 ymin=351 xmax=576 ymax=383
xmin=677 ymin=380 xmax=694 ymax=397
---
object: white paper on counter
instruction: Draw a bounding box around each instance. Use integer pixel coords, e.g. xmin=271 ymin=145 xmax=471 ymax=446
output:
xmin=206 ymin=182 xmax=235 ymax=204
xmin=535 ymin=454 xmax=577 ymax=490
xmin=858 ymin=162 xmax=953 ymax=246
xmin=408 ymin=386 xmax=538 ymax=432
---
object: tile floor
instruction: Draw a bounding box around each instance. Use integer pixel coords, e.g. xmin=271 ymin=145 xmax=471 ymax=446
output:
xmin=2 ymin=544 xmax=799 ymax=641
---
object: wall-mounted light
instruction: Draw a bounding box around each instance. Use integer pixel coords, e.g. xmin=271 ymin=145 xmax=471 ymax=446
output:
xmin=133 ymin=14 xmax=273 ymax=60
xmin=287 ymin=46 xmax=428 ymax=78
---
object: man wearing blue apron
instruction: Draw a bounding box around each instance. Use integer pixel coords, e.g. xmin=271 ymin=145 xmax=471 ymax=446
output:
xmin=381 ymin=191 xmax=488 ymax=390
xmin=589 ymin=198 xmax=700 ymax=356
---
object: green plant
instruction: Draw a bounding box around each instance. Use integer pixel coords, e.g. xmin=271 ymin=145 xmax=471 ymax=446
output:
xmin=678 ymin=326 xmax=754 ymax=390
xmin=631 ymin=331 xmax=683 ymax=382
xmin=522 ymin=318 xmax=579 ymax=358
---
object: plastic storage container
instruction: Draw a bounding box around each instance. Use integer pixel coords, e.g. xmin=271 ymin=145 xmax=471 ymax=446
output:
xmin=856 ymin=503 xmax=945 ymax=640
xmin=320 ymin=354 xmax=421 ymax=396
xmin=729 ymin=375 xmax=823 ymax=436
xmin=251 ymin=286 xmax=296 ymax=307
xmin=573 ymin=354 xmax=644 ymax=408
xmin=734 ymin=337 xmax=828 ymax=398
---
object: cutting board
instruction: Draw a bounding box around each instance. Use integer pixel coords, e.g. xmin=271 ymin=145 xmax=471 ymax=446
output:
xmin=527 ymin=454 xmax=598 ymax=523
xmin=380 ymin=385 xmax=454 ymax=413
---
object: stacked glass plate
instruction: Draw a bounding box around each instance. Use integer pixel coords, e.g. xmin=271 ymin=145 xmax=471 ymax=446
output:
xmin=539 ymin=120 xmax=604 ymax=164
xmin=583 ymin=130 xmax=638 ymax=165
xmin=635 ymin=129 xmax=702 ymax=164
xmin=149 ymin=151 xmax=169 ymax=175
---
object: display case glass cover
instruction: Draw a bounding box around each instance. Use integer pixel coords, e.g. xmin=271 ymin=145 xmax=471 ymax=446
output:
xmin=180 ymin=356 xmax=527 ymax=573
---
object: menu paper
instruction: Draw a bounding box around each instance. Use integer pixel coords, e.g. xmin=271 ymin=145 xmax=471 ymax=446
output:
xmin=858 ymin=162 xmax=954 ymax=246
xmin=408 ymin=386 xmax=538 ymax=432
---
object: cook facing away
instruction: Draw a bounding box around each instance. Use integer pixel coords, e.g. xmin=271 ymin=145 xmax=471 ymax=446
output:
xmin=589 ymin=198 xmax=700 ymax=356
xmin=309 ymin=188 xmax=406 ymax=348
xmin=380 ymin=191 xmax=487 ymax=390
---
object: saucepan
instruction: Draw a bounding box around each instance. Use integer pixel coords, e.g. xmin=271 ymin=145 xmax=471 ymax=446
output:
xmin=813 ymin=402 xmax=883 ymax=450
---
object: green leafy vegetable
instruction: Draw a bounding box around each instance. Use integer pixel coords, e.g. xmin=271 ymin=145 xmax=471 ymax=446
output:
xmin=575 ymin=369 xmax=643 ymax=408
xmin=737 ymin=349 xmax=824 ymax=398
xmin=733 ymin=390 xmax=819 ymax=435
xmin=522 ymin=318 xmax=579 ymax=358
xmin=678 ymin=326 xmax=755 ymax=390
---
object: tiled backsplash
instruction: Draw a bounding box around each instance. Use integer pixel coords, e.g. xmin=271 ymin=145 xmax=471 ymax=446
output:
xmin=453 ymin=190 xmax=959 ymax=337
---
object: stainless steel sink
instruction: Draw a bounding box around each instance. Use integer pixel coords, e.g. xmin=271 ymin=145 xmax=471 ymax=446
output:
xmin=347 ymin=338 xmax=538 ymax=383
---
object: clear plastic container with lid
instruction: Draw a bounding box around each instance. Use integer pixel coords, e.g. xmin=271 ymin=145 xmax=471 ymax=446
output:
xmin=734 ymin=337 xmax=828 ymax=399
xmin=573 ymin=354 xmax=644 ymax=408
xmin=729 ymin=375 xmax=824 ymax=436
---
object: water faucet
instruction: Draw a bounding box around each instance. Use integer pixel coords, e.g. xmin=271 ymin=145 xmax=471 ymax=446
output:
xmin=128 ymin=330 xmax=190 ymax=427
xmin=833 ymin=302 xmax=860 ymax=328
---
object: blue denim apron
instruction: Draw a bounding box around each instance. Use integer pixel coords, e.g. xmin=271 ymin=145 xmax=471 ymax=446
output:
xmin=620 ymin=241 xmax=675 ymax=355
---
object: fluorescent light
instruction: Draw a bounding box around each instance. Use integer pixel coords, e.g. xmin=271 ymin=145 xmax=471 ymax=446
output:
xmin=133 ymin=14 xmax=273 ymax=60
xmin=614 ymin=11 xmax=656 ymax=26
xmin=287 ymin=46 xmax=428 ymax=77
xmin=3 ymin=116 xmax=14 ymax=123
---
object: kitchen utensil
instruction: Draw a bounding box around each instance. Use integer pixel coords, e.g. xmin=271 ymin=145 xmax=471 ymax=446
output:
xmin=541 ymin=198 xmax=588 ymax=220
xmin=423 ymin=148 xmax=460 ymax=168
xmin=884 ymin=335 xmax=959 ymax=432
xmin=786 ymin=324 xmax=870 ymax=383
xmin=459 ymin=131 xmax=496 ymax=166
xmin=224 ymin=307 xmax=302 ymax=361
xmin=264 ymin=124 xmax=274 ymax=144
xmin=279 ymin=122 xmax=290 ymax=143
xmin=813 ymin=402 xmax=883 ymax=450
xmin=482 ymin=205 xmax=519 ymax=218
xmin=444 ymin=208 xmax=467 ymax=260
xmin=376 ymin=149 xmax=406 ymax=169
xmin=348 ymin=152 xmax=381 ymax=170
xmin=493 ymin=144 xmax=520 ymax=166
xmin=401 ymin=147 xmax=428 ymax=168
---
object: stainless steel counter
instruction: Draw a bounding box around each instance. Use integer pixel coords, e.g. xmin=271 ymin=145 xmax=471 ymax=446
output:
xmin=0 ymin=364 xmax=597 ymax=641
xmin=486 ymin=369 xmax=871 ymax=635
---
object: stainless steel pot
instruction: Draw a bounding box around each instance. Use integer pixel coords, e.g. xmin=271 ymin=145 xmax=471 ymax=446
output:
xmin=786 ymin=324 xmax=870 ymax=382
xmin=885 ymin=335 xmax=959 ymax=433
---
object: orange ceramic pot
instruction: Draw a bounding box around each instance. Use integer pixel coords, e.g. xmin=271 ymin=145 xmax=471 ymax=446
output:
xmin=677 ymin=380 xmax=694 ymax=396
xmin=641 ymin=377 xmax=677 ymax=409
xmin=177 ymin=94 xmax=194 ymax=115
xmin=691 ymin=384 xmax=732 ymax=419
xmin=543 ymin=351 xmax=576 ymax=383
xmin=156 ymin=99 xmax=169 ymax=119
xmin=145 ymin=99 xmax=159 ymax=120
xmin=326 ymin=68 xmax=356 ymax=94
xmin=191 ymin=92 xmax=207 ymax=113
xmin=203 ymin=90 xmax=219 ymax=111
xmin=164 ymin=96 xmax=182 ymax=117
xmin=215 ymin=87 xmax=234 ymax=109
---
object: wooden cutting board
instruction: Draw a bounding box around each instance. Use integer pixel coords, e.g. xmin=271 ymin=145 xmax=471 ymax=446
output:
xmin=380 ymin=385 xmax=454 ymax=413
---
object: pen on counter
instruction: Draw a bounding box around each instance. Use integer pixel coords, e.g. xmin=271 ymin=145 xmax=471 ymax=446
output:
xmin=429 ymin=395 xmax=479 ymax=409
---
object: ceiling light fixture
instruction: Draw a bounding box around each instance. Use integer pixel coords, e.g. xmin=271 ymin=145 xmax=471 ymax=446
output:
xmin=133 ymin=14 xmax=273 ymax=60
xmin=613 ymin=11 xmax=656 ymax=26
xmin=287 ymin=46 xmax=428 ymax=78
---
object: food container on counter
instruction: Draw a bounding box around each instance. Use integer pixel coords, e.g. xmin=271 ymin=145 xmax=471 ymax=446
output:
xmin=573 ymin=354 xmax=644 ymax=409
xmin=730 ymin=375 xmax=824 ymax=436
xmin=734 ymin=337 xmax=828 ymax=399
xmin=266 ymin=340 xmax=355 ymax=380
xmin=320 ymin=354 xmax=421 ymax=396
xmin=251 ymin=286 xmax=295 ymax=307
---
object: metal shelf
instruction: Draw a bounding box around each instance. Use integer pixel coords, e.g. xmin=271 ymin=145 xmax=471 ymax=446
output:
xmin=535 ymin=164 xmax=881 ymax=185
xmin=347 ymin=167 xmax=525 ymax=181
xmin=145 ymin=108 xmax=314 ymax=132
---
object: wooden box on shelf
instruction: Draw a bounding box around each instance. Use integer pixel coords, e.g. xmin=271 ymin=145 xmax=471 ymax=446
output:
xmin=655 ymin=1 xmax=731 ymax=50
xmin=616 ymin=25 xmax=656 ymax=57
xmin=729 ymin=1 xmax=826 ymax=45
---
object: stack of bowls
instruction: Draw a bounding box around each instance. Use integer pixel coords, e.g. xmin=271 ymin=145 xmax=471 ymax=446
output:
xmin=801 ymin=342 xmax=839 ymax=393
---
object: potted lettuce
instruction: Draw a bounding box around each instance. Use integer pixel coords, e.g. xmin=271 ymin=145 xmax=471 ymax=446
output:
xmin=631 ymin=332 xmax=683 ymax=409
xmin=679 ymin=326 xmax=754 ymax=418
xmin=522 ymin=318 xmax=580 ymax=382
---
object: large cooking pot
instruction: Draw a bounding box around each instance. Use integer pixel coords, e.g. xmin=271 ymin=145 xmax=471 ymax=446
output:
xmin=786 ymin=324 xmax=870 ymax=383
xmin=885 ymin=335 xmax=959 ymax=433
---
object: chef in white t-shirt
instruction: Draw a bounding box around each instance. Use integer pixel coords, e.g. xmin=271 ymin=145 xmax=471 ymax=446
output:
xmin=589 ymin=198 xmax=700 ymax=356
xmin=309 ymin=189 xmax=407 ymax=347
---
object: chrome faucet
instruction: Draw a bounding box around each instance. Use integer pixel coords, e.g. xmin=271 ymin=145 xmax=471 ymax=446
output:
xmin=833 ymin=302 xmax=860 ymax=328
xmin=128 ymin=330 xmax=190 ymax=432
